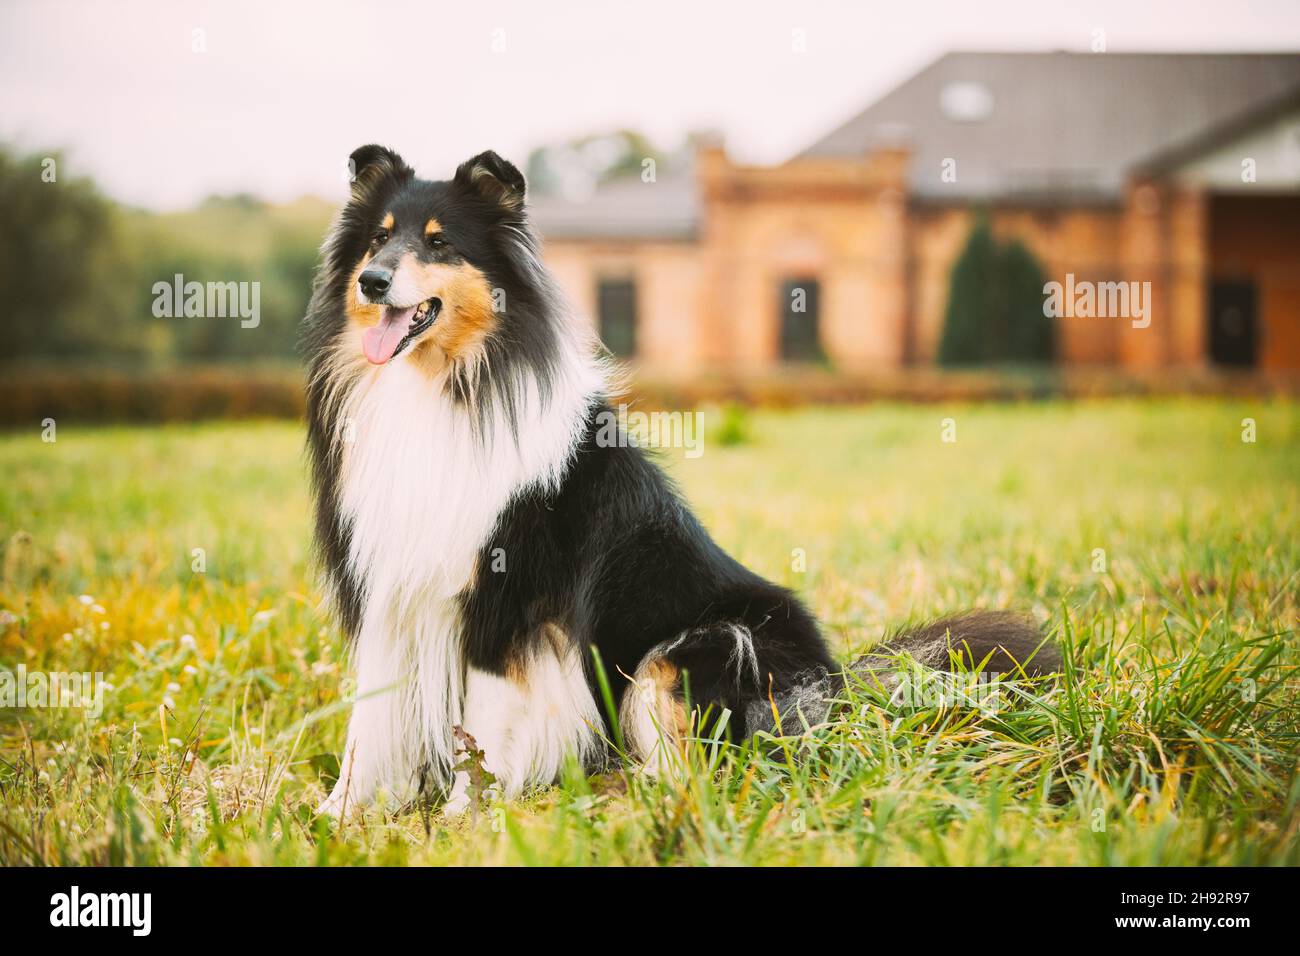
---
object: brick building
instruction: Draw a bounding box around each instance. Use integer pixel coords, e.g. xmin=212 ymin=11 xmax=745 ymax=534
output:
xmin=531 ymin=52 xmax=1300 ymax=373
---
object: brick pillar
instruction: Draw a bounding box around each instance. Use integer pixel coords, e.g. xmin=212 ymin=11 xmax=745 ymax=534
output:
xmin=695 ymin=144 xmax=739 ymax=370
xmin=1119 ymin=180 xmax=1170 ymax=367
xmin=823 ymin=147 xmax=910 ymax=370
xmin=874 ymin=165 xmax=910 ymax=369
xmin=1168 ymin=186 xmax=1208 ymax=366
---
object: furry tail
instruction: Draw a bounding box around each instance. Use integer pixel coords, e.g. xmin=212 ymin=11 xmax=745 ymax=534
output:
xmin=848 ymin=610 xmax=1060 ymax=682
xmin=750 ymin=611 xmax=1058 ymax=736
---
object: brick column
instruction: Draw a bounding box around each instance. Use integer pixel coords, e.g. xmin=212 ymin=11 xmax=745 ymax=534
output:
xmin=1118 ymin=180 xmax=1170 ymax=367
xmin=1168 ymin=186 xmax=1208 ymax=367
xmin=695 ymin=144 xmax=748 ymax=370
xmin=822 ymin=147 xmax=910 ymax=370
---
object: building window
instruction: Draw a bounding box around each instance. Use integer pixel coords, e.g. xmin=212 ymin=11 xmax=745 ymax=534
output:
xmin=1209 ymin=279 xmax=1258 ymax=367
xmin=597 ymin=277 xmax=637 ymax=357
xmin=779 ymin=277 xmax=822 ymax=362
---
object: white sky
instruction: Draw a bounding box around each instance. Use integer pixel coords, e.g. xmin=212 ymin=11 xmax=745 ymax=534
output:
xmin=2 ymin=0 xmax=1297 ymax=209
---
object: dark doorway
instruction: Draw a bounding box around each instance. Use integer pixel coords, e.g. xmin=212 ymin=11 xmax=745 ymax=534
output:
xmin=1209 ymin=280 xmax=1258 ymax=367
xmin=597 ymin=277 xmax=637 ymax=357
xmin=779 ymin=277 xmax=822 ymax=361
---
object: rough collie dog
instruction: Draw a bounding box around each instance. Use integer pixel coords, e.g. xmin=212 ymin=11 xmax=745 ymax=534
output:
xmin=305 ymin=145 xmax=1058 ymax=816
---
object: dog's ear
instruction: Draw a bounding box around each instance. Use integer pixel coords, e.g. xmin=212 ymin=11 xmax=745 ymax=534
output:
xmin=347 ymin=144 xmax=409 ymax=199
xmin=454 ymin=150 xmax=526 ymax=212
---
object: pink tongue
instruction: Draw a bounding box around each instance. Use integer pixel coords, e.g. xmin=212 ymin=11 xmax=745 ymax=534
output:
xmin=362 ymin=305 xmax=419 ymax=365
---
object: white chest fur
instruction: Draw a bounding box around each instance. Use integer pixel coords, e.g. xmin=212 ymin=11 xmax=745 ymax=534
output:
xmin=327 ymin=351 xmax=601 ymax=802
xmin=340 ymin=363 xmax=547 ymax=607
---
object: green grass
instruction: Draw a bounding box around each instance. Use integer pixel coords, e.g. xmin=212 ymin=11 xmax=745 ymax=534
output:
xmin=1 ymin=399 xmax=1298 ymax=865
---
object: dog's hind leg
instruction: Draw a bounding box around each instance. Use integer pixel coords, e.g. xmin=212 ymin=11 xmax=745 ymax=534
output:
xmin=619 ymin=650 xmax=691 ymax=776
xmin=619 ymin=618 xmax=833 ymax=771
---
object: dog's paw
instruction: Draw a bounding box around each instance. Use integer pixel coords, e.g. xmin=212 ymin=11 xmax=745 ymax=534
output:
xmin=441 ymin=793 xmax=471 ymax=817
xmin=316 ymin=788 xmax=353 ymax=819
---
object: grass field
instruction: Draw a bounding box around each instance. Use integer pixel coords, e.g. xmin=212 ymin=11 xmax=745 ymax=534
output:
xmin=1 ymin=399 xmax=1298 ymax=866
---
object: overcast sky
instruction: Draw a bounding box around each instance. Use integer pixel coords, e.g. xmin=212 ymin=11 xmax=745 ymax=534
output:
xmin=2 ymin=0 xmax=1297 ymax=209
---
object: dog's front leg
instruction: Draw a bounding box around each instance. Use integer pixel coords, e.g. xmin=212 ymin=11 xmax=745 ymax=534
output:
xmin=317 ymin=637 xmax=417 ymax=817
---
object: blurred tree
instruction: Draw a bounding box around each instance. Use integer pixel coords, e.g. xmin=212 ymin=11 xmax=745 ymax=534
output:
xmin=939 ymin=216 xmax=1054 ymax=365
xmin=938 ymin=217 xmax=998 ymax=365
xmin=0 ymin=146 xmax=137 ymax=360
xmin=2 ymin=143 xmax=335 ymax=369
xmin=1000 ymin=239 xmax=1055 ymax=362
xmin=525 ymin=129 xmax=667 ymax=198
xmin=124 ymin=194 xmax=332 ymax=362
xmin=0 ymin=142 xmax=333 ymax=366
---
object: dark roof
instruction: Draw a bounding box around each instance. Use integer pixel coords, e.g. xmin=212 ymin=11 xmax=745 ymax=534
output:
xmin=801 ymin=51 xmax=1300 ymax=201
xmin=532 ymin=52 xmax=1300 ymax=240
xmin=529 ymin=171 xmax=698 ymax=241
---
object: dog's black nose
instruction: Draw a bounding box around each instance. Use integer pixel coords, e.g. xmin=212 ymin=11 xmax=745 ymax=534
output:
xmin=358 ymin=268 xmax=392 ymax=299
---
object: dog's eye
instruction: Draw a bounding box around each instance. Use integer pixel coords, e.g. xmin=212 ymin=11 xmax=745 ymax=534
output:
xmin=371 ymin=230 xmax=389 ymax=247
xmin=427 ymin=232 xmax=446 ymax=248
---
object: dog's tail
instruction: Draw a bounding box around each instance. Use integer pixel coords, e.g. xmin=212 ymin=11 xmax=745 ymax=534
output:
xmin=847 ymin=610 xmax=1060 ymax=684
xmin=749 ymin=611 xmax=1059 ymax=736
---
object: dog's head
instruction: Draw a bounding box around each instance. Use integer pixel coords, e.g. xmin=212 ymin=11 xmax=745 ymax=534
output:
xmin=331 ymin=145 xmax=538 ymax=373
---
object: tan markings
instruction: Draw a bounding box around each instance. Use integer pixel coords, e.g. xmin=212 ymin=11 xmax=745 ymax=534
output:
xmin=505 ymin=656 xmax=528 ymax=685
xmin=541 ymin=623 xmax=568 ymax=659
xmin=424 ymin=218 xmax=442 ymax=236
xmin=381 ymin=211 xmax=394 ymax=231
xmin=506 ymin=624 xmax=571 ymax=688
xmin=411 ymin=260 xmax=498 ymax=373
xmin=644 ymin=658 xmax=688 ymax=736
xmin=622 ymin=656 xmax=689 ymax=765
xmin=344 ymin=253 xmax=381 ymax=328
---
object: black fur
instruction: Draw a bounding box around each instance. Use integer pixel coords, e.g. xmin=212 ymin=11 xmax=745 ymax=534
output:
xmin=458 ymin=402 xmax=837 ymax=740
xmin=459 ymin=407 xmax=1059 ymax=742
